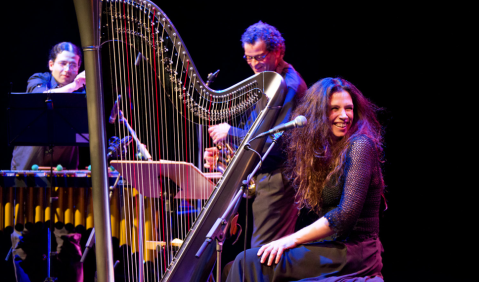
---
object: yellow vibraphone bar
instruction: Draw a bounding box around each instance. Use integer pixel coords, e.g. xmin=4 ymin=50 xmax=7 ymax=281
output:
xmin=0 ymin=170 xmax=120 ymax=238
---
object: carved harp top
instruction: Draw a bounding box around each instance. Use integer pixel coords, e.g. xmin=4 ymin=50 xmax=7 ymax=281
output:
xmin=97 ymin=0 xmax=285 ymax=125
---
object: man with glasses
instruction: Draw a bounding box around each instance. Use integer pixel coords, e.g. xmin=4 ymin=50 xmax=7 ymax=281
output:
xmin=205 ymin=22 xmax=307 ymax=251
xmin=11 ymin=42 xmax=85 ymax=171
xmin=28 ymin=42 xmax=85 ymax=93
xmin=10 ymin=42 xmax=85 ymax=282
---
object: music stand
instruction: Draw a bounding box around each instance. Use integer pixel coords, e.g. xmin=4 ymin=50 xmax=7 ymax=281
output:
xmin=7 ymin=92 xmax=89 ymax=146
xmin=110 ymin=160 xmax=216 ymax=199
xmin=6 ymin=92 xmax=89 ymax=282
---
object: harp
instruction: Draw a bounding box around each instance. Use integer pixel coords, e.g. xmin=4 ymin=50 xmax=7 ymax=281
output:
xmin=73 ymin=0 xmax=286 ymax=281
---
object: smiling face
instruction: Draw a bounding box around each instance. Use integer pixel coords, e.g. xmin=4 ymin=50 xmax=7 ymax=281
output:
xmin=329 ymin=90 xmax=354 ymax=141
xmin=49 ymin=50 xmax=80 ymax=86
xmin=243 ymin=40 xmax=281 ymax=74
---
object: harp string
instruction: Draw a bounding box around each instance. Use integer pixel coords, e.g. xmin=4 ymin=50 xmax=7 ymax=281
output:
xmin=121 ymin=3 xmax=140 ymax=278
xmin=149 ymin=8 xmax=164 ymax=276
xmin=140 ymin=7 xmax=154 ymax=274
xmin=158 ymin=17 xmax=171 ymax=273
xmin=109 ymin=1 xmax=132 ymax=280
xmin=171 ymin=34 xmax=184 ymax=240
xmin=140 ymin=3 xmax=154 ymax=278
xmin=121 ymin=1 xmax=138 ymax=279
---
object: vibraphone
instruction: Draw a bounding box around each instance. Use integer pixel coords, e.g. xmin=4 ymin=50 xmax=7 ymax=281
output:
xmin=0 ymin=169 xmax=219 ymax=263
xmin=0 ymin=170 xmax=121 ymax=239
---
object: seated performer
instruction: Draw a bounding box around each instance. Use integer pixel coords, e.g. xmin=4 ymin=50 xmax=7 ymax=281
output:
xmin=10 ymin=42 xmax=85 ymax=282
xmin=11 ymin=42 xmax=85 ymax=170
xmin=205 ymin=21 xmax=307 ymax=248
xmin=226 ymin=77 xmax=385 ymax=281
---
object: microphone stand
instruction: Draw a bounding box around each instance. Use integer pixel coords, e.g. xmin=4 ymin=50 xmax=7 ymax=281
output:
xmin=118 ymin=110 xmax=152 ymax=160
xmin=111 ymin=109 xmax=152 ymax=281
xmin=45 ymin=97 xmax=56 ymax=282
xmin=242 ymin=132 xmax=283 ymax=188
xmin=81 ymin=117 xmax=146 ymax=262
xmin=195 ymin=131 xmax=284 ymax=282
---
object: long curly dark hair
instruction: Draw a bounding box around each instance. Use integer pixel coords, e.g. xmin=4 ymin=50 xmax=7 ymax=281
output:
xmin=285 ymin=77 xmax=383 ymax=214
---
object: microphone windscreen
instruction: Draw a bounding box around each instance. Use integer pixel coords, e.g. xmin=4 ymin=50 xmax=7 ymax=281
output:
xmin=295 ymin=115 xmax=307 ymax=127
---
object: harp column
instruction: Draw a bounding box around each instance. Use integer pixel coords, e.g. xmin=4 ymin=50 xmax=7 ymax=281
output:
xmin=73 ymin=0 xmax=115 ymax=281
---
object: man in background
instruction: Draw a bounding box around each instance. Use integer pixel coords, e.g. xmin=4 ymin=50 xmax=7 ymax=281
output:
xmin=205 ymin=21 xmax=307 ymax=249
xmin=11 ymin=42 xmax=85 ymax=171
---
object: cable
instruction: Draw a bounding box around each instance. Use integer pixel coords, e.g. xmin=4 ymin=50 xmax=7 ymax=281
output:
xmin=243 ymin=187 xmax=248 ymax=282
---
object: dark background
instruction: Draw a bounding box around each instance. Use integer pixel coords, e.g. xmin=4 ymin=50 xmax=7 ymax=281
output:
xmin=0 ymin=0 xmax=462 ymax=281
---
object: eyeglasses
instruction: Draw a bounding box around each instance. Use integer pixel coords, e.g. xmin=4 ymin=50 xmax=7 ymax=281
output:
xmin=243 ymin=52 xmax=269 ymax=62
xmin=56 ymin=61 xmax=79 ymax=71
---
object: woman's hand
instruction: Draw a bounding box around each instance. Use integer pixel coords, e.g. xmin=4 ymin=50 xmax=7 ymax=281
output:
xmin=257 ymin=235 xmax=298 ymax=266
xmin=257 ymin=217 xmax=334 ymax=266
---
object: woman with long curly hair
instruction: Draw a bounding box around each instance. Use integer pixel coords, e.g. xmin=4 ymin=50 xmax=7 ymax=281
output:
xmin=226 ymin=77 xmax=385 ymax=281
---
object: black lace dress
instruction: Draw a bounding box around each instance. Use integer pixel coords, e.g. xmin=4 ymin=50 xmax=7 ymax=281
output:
xmin=226 ymin=135 xmax=385 ymax=282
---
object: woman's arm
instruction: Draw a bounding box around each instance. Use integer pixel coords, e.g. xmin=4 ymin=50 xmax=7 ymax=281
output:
xmin=257 ymin=216 xmax=334 ymax=266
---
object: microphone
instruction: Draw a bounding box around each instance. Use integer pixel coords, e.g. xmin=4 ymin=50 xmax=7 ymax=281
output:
xmin=254 ymin=115 xmax=307 ymax=140
xmin=109 ymin=95 xmax=122 ymax=124
xmin=206 ymin=69 xmax=220 ymax=86
xmin=107 ymin=135 xmax=133 ymax=159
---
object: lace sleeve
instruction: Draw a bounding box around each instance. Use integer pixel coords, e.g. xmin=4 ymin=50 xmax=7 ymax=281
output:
xmin=324 ymin=135 xmax=376 ymax=239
